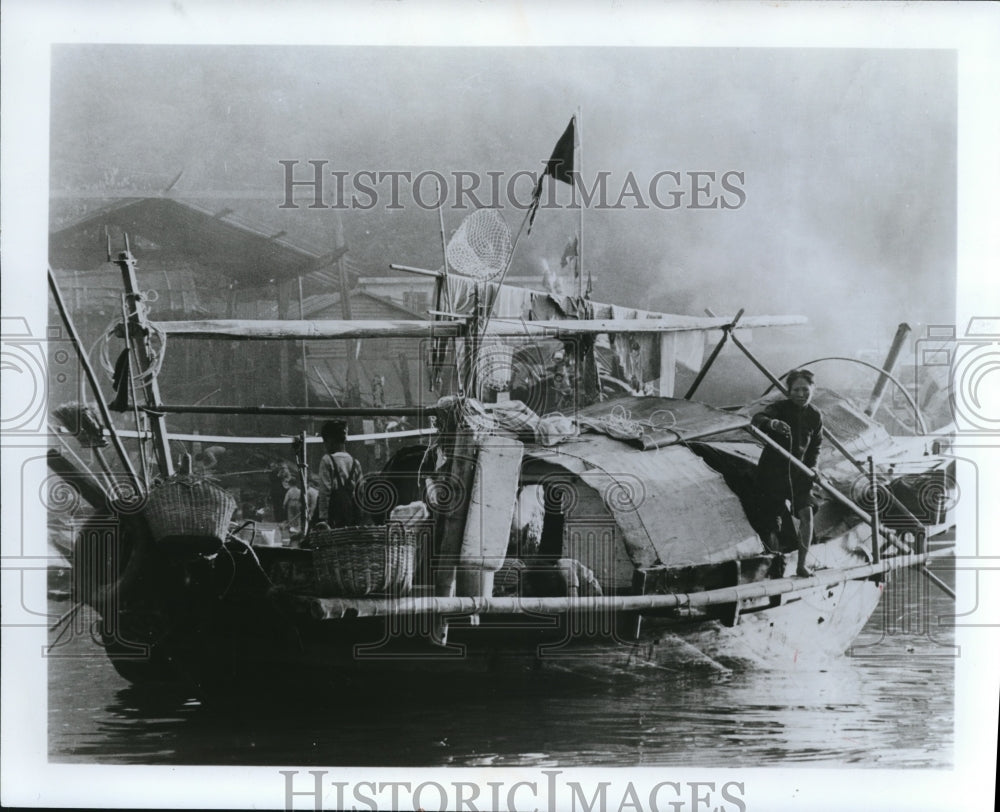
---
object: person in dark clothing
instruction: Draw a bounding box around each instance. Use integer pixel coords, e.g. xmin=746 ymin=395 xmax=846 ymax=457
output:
xmin=315 ymin=420 xmax=364 ymax=528
xmin=751 ymin=369 xmax=823 ymax=576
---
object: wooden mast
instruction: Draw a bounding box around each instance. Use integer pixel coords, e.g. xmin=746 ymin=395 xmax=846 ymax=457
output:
xmin=337 ymin=256 xmax=361 ymax=408
xmin=113 ymin=237 xmax=174 ymax=477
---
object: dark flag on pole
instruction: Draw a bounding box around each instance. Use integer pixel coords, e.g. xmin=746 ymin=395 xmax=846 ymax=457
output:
xmin=528 ymin=116 xmax=576 ymax=233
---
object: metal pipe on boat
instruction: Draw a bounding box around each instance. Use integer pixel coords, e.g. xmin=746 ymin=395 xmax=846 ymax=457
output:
xmin=866 ymin=323 xmax=911 ymax=418
xmin=47 ymin=268 xmax=144 ymax=498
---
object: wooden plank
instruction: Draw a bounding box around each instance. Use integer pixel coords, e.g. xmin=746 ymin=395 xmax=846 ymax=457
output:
xmin=458 ymin=437 xmax=524 ymax=592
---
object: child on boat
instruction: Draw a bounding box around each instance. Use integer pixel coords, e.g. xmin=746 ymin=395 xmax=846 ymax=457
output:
xmin=283 ymin=474 xmax=319 ymax=538
xmin=314 ymin=420 xmax=365 ymax=528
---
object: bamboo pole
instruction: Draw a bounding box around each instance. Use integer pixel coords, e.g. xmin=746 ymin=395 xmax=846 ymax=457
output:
xmin=483 ymin=316 xmax=807 ymax=335
xmin=920 ymin=565 xmax=956 ymax=599
xmin=148 ymin=404 xmax=428 ymax=417
xmin=389 ymin=263 xmax=445 ymax=279
xmin=298 ymin=276 xmax=309 ymax=411
xmin=121 ymin=293 xmax=150 ymax=490
xmin=296 ymin=547 xmax=953 ymax=620
xmin=46 ymin=448 xmax=112 ymax=514
xmin=337 ymin=256 xmax=361 ymax=409
xmin=47 ymin=268 xmax=144 ymax=495
xmin=153 ymin=315 xmax=806 ymax=340
xmin=684 ymin=308 xmax=744 ymax=399
xmin=115 ymin=426 xmax=437 ymax=445
xmin=479 ymin=204 xmax=535 ymax=333
xmin=111 ymin=243 xmax=174 ymax=477
xmin=867 ymin=456 xmax=881 ymax=565
xmin=576 ymin=108 xmax=583 ymax=299
xmin=431 ymin=182 xmax=452 ymax=394
xmin=295 ymin=430 xmax=310 ymax=538
xmin=154 ymin=318 xmax=466 ymax=340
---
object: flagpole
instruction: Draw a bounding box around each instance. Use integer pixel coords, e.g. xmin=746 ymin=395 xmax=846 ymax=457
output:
xmin=482 ymin=116 xmax=575 ymax=334
xmin=576 ymin=107 xmax=584 ymax=298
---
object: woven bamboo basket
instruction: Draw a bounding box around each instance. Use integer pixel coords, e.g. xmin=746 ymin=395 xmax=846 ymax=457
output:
xmin=143 ymin=475 xmax=237 ymax=543
xmin=309 ymin=524 xmax=416 ymax=597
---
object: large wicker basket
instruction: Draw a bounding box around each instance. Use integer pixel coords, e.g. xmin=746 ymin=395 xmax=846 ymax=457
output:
xmin=143 ymin=475 xmax=237 ymax=543
xmin=308 ymin=524 xmax=416 ymax=597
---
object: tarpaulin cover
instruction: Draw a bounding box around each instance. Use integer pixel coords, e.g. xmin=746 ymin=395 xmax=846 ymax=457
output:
xmin=576 ymin=395 xmax=750 ymax=450
xmin=525 ymin=433 xmax=764 ymax=570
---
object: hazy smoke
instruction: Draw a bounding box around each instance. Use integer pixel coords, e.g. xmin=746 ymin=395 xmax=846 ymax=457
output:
xmin=50 ymin=45 xmax=956 ymax=401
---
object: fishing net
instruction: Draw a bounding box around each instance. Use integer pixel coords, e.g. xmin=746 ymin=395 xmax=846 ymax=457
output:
xmin=446 ymin=208 xmax=513 ymax=281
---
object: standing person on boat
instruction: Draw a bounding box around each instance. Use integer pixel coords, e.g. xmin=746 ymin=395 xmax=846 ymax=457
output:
xmin=315 ymin=420 xmax=364 ymax=528
xmin=268 ymin=461 xmax=293 ymax=522
xmin=751 ymin=369 xmax=822 ymax=576
xmin=284 ymin=474 xmax=319 ymax=537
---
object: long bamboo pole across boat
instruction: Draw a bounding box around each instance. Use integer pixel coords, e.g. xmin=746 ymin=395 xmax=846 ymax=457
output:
xmin=147 ymin=404 xmax=429 ymax=417
xmin=153 ymin=319 xmax=467 ymax=340
xmin=290 ymin=547 xmax=952 ymax=621
xmin=152 ymin=314 xmax=807 ymax=340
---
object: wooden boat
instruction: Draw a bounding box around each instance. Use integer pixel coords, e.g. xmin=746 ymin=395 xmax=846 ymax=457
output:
xmin=47 ymin=233 xmax=956 ymax=697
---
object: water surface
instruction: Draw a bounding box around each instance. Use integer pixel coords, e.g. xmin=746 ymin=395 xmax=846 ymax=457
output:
xmin=48 ymin=564 xmax=954 ymax=768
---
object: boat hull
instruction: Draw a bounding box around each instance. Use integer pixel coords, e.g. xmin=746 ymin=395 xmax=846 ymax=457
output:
xmin=87 ymin=539 xmax=886 ymax=694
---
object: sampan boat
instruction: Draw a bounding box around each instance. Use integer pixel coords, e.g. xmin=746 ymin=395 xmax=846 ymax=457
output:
xmin=48 ymin=241 xmax=955 ymax=697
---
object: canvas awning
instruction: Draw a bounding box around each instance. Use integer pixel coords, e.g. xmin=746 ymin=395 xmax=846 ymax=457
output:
xmin=524 ymin=431 xmax=764 ymax=571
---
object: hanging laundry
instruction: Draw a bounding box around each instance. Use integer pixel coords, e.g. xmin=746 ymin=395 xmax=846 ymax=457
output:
xmin=560 ymin=234 xmax=579 ymax=278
